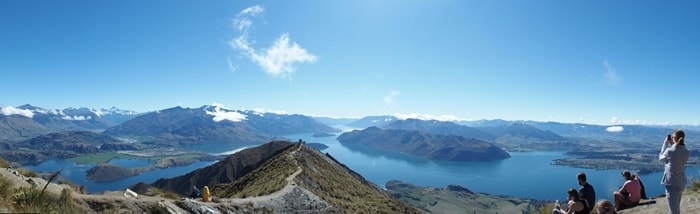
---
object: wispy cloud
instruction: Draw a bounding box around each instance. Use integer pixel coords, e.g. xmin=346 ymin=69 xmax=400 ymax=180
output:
xmin=229 ymin=5 xmax=318 ymax=78
xmin=395 ymin=113 xmax=468 ymax=121
xmin=227 ymin=55 xmax=237 ymax=73
xmin=61 ymin=115 xmax=91 ymax=121
xmin=603 ymin=59 xmax=620 ymax=85
xmin=383 ymin=90 xmax=401 ymax=105
xmin=610 ymin=116 xmax=655 ymax=125
xmin=1 ymin=106 xmax=34 ymax=118
xmin=250 ymin=108 xmax=288 ymax=116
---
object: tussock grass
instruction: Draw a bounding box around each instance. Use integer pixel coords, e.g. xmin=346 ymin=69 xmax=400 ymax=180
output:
xmin=688 ymin=174 xmax=700 ymax=192
xmin=147 ymin=187 xmax=182 ymax=200
xmin=11 ymin=186 xmax=77 ymax=213
xmin=0 ymin=167 xmax=80 ymax=213
xmin=537 ymin=202 xmax=556 ymax=214
xmin=17 ymin=168 xmax=37 ymax=178
xmin=215 ymin=147 xmax=297 ymax=198
xmin=0 ymin=156 xmax=10 ymax=168
xmin=295 ymin=147 xmax=420 ymax=214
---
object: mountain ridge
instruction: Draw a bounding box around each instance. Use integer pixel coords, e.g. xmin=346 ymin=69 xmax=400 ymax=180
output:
xmin=337 ymin=126 xmax=511 ymax=161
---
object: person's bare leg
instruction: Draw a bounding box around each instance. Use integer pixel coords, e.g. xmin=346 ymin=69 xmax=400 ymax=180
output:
xmin=613 ymin=192 xmax=622 ymax=210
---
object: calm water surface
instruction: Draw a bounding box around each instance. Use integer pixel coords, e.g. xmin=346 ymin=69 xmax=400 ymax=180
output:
xmin=25 ymin=132 xmax=700 ymax=201
xmin=290 ymin=132 xmax=700 ymax=202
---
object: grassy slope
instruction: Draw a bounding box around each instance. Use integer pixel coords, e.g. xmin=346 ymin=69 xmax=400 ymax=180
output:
xmin=214 ymin=144 xmax=421 ymax=213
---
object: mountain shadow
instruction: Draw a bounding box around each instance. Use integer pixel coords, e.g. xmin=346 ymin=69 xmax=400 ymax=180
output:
xmin=143 ymin=140 xmax=294 ymax=196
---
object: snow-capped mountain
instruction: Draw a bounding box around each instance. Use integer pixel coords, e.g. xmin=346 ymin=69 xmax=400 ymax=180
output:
xmin=0 ymin=104 xmax=139 ymax=141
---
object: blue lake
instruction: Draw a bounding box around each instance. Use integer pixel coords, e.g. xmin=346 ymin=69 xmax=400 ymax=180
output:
xmin=292 ymin=132 xmax=700 ymax=202
xmin=26 ymin=159 xmax=216 ymax=194
xmin=25 ymin=132 xmax=700 ymax=202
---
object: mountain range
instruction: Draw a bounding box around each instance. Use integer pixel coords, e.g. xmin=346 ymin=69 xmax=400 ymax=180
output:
xmin=0 ymin=105 xmax=138 ymax=141
xmin=103 ymin=105 xmax=340 ymax=146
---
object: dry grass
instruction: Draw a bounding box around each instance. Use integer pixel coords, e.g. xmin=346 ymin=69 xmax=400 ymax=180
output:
xmin=0 ymin=156 xmax=9 ymax=168
xmin=10 ymin=186 xmax=78 ymax=213
xmin=214 ymin=146 xmax=297 ymax=198
xmin=17 ymin=168 xmax=37 ymax=178
xmin=688 ymin=174 xmax=700 ymax=192
xmin=295 ymin=147 xmax=421 ymax=214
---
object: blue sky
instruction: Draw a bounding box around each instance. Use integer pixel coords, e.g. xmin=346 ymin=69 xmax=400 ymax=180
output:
xmin=1 ymin=0 xmax=699 ymax=125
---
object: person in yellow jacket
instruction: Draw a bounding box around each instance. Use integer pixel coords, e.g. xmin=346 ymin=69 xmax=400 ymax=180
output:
xmin=202 ymin=186 xmax=211 ymax=202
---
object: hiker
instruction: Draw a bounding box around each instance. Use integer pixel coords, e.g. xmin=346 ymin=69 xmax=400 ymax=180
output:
xmin=190 ymin=186 xmax=201 ymax=198
xmin=553 ymin=188 xmax=588 ymax=214
xmin=202 ymin=186 xmax=211 ymax=202
xmin=576 ymin=172 xmax=595 ymax=214
xmin=612 ymin=170 xmax=641 ymax=211
xmin=595 ymin=199 xmax=617 ymax=214
xmin=660 ymin=129 xmax=690 ymax=214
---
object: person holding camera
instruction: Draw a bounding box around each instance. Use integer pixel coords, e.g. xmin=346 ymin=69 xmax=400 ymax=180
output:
xmin=660 ymin=129 xmax=690 ymax=214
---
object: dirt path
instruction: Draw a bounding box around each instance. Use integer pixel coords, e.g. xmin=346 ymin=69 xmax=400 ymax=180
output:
xmin=221 ymin=144 xmax=304 ymax=204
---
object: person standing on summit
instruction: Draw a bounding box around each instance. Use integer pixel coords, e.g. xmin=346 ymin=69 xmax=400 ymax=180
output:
xmin=577 ymin=172 xmax=595 ymax=214
xmin=659 ymin=129 xmax=690 ymax=214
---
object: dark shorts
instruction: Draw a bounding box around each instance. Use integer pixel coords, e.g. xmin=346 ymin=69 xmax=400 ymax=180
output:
xmin=619 ymin=194 xmax=639 ymax=209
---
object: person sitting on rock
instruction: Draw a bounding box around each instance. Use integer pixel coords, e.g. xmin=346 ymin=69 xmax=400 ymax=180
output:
xmin=613 ymin=170 xmax=641 ymax=211
xmin=190 ymin=186 xmax=201 ymax=198
xmin=553 ymin=188 xmax=588 ymax=214
xmin=631 ymin=173 xmax=647 ymax=199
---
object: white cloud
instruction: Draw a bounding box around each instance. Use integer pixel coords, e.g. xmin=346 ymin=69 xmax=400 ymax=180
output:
xmin=603 ymin=59 xmax=620 ymax=85
xmin=1 ymin=106 xmax=34 ymax=118
xmin=383 ymin=90 xmax=401 ymax=105
xmin=227 ymin=55 xmax=237 ymax=73
xmin=394 ymin=113 xmax=467 ymax=121
xmin=205 ymin=104 xmax=247 ymax=122
xmin=61 ymin=115 xmax=91 ymax=121
xmin=229 ymin=5 xmax=318 ymax=78
xmin=606 ymin=125 xmax=624 ymax=132
xmin=250 ymin=108 xmax=288 ymax=116
xmin=609 ymin=116 xmax=654 ymax=125
xmin=610 ymin=117 xmax=620 ymax=124
xmin=234 ymin=5 xmax=264 ymax=30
